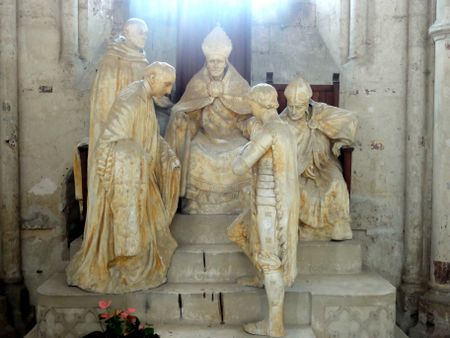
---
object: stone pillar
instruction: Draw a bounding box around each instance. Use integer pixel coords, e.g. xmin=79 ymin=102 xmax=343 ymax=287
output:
xmin=397 ymin=0 xmax=429 ymax=331
xmin=410 ymin=0 xmax=450 ymax=336
xmin=0 ymin=0 xmax=21 ymax=284
xmin=348 ymin=0 xmax=368 ymax=59
xmin=60 ymin=0 xmax=79 ymax=60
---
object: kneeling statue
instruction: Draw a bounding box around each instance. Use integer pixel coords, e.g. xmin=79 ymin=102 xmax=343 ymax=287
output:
xmin=230 ymin=84 xmax=299 ymax=337
xmin=67 ymin=62 xmax=180 ymax=293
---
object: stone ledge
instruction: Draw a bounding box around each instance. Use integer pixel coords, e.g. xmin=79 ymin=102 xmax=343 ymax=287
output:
xmin=153 ymin=324 xmax=316 ymax=338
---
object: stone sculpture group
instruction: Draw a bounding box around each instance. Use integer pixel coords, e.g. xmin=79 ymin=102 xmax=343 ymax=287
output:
xmin=67 ymin=20 xmax=357 ymax=337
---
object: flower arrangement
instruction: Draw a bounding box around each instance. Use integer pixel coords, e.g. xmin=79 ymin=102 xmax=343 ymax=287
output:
xmin=83 ymin=300 xmax=160 ymax=338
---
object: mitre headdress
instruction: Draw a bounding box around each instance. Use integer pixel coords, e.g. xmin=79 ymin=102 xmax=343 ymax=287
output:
xmin=284 ymin=75 xmax=312 ymax=103
xmin=202 ymin=26 xmax=232 ymax=59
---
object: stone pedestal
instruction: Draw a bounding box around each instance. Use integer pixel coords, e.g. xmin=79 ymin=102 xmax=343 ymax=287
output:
xmin=34 ymin=214 xmax=396 ymax=338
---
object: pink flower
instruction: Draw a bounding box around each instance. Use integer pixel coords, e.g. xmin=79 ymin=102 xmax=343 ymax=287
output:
xmin=130 ymin=316 xmax=137 ymax=324
xmin=127 ymin=307 xmax=136 ymax=313
xmin=98 ymin=299 xmax=112 ymax=309
xmin=119 ymin=311 xmax=129 ymax=319
xmin=99 ymin=312 xmax=113 ymax=319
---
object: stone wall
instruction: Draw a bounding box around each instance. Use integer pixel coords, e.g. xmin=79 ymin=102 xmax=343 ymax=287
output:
xmin=17 ymin=0 xmax=114 ymax=302
xmin=321 ymin=0 xmax=410 ymax=286
xmin=251 ymin=0 xmax=339 ymax=85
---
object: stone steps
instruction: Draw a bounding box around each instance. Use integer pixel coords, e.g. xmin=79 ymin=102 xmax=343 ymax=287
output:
xmin=153 ymin=324 xmax=317 ymax=338
xmin=170 ymin=214 xmax=235 ymax=245
xmin=40 ymin=214 xmax=395 ymax=338
xmin=37 ymin=271 xmax=394 ymax=337
xmin=167 ymin=240 xmax=362 ymax=283
xmin=167 ymin=244 xmax=256 ymax=283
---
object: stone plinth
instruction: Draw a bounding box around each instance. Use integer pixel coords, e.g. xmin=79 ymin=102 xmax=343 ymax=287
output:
xmin=36 ymin=214 xmax=395 ymax=338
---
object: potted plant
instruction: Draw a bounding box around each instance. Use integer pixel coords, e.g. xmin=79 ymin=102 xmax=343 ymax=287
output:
xmin=83 ymin=300 xmax=160 ymax=338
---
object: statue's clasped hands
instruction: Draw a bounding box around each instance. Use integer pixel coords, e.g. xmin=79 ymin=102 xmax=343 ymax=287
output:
xmin=208 ymin=80 xmax=224 ymax=98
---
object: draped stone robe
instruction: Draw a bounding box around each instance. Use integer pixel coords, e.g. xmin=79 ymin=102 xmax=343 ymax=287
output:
xmin=280 ymin=101 xmax=357 ymax=241
xmin=67 ymin=80 xmax=180 ymax=293
xmin=165 ymin=64 xmax=252 ymax=214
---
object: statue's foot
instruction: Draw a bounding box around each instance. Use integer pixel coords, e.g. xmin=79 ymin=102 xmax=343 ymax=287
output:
xmin=237 ymin=275 xmax=264 ymax=288
xmin=243 ymin=319 xmax=285 ymax=337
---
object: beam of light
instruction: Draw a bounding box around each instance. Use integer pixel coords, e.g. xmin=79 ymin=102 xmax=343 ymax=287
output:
xmin=129 ymin=0 xmax=177 ymax=21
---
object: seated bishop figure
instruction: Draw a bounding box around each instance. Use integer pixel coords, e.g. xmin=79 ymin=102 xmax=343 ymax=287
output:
xmin=165 ymin=27 xmax=252 ymax=214
xmin=67 ymin=62 xmax=180 ymax=293
xmin=280 ymin=75 xmax=358 ymax=241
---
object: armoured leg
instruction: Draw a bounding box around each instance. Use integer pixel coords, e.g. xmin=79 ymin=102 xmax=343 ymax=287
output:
xmin=243 ymin=205 xmax=286 ymax=337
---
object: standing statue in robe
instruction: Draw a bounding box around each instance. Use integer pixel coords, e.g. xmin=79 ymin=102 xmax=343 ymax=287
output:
xmin=89 ymin=18 xmax=150 ymax=156
xmin=75 ymin=19 xmax=150 ymax=216
xmin=280 ymin=75 xmax=358 ymax=241
xmin=230 ymin=84 xmax=299 ymax=337
xmin=67 ymin=62 xmax=180 ymax=293
xmin=165 ymin=26 xmax=252 ymax=214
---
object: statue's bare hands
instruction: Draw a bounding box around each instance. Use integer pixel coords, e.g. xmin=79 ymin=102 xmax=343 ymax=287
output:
xmin=332 ymin=141 xmax=345 ymax=157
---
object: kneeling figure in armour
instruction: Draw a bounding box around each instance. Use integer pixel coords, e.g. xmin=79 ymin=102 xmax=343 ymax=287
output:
xmin=230 ymin=84 xmax=299 ymax=337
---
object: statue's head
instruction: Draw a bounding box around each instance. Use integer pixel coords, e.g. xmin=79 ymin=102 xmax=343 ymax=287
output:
xmin=123 ymin=18 xmax=149 ymax=50
xmin=144 ymin=62 xmax=176 ymax=98
xmin=202 ymin=26 xmax=232 ymax=79
xmin=284 ymin=75 xmax=312 ymax=120
xmin=248 ymin=83 xmax=279 ymax=120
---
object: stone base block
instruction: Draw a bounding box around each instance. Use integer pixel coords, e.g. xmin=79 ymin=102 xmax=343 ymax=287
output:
xmin=168 ymin=241 xmax=362 ymax=283
xmin=298 ymin=240 xmax=362 ymax=274
xmin=409 ymin=289 xmax=450 ymax=338
xmin=154 ymin=324 xmax=316 ymax=338
xmin=167 ymin=244 xmax=256 ymax=283
xmin=37 ymin=271 xmax=395 ymax=338
xmin=295 ymin=273 xmax=396 ymax=338
xmin=171 ymin=214 xmax=236 ymax=245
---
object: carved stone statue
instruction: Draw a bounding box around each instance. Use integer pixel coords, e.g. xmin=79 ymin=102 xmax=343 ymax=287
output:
xmin=165 ymin=26 xmax=252 ymax=214
xmin=229 ymin=84 xmax=299 ymax=337
xmin=89 ymin=18 xmax=150 ymax=154
xmin=67 ymin=62 xmax=180 ymax=293
xmin=280 ymin=75 xmax=358 ymax=241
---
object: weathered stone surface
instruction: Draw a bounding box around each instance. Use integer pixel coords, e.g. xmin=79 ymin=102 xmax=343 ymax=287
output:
xmin=37 ymin=269 xmax=395 ymax=338
xmin=170 ymin=214 xmax=236 ymax=244
xmin=167 ymin=244 xmax=256 ymax=283
xmin=298 ymin=241 xmax=362 ymax=274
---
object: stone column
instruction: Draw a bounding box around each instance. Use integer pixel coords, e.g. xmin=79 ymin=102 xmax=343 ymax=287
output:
xmin=348 ymin=0 xmax=368 ymax=59
xmin=410 ymin=0 xmax=450 ymax=336
xmin=397 ymin=0 xmax=429 ymax=331
xmin=0 ymin=0 xmax=21 ymax=284
xmin=60 ymin=0 xmax=79 ymax=60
